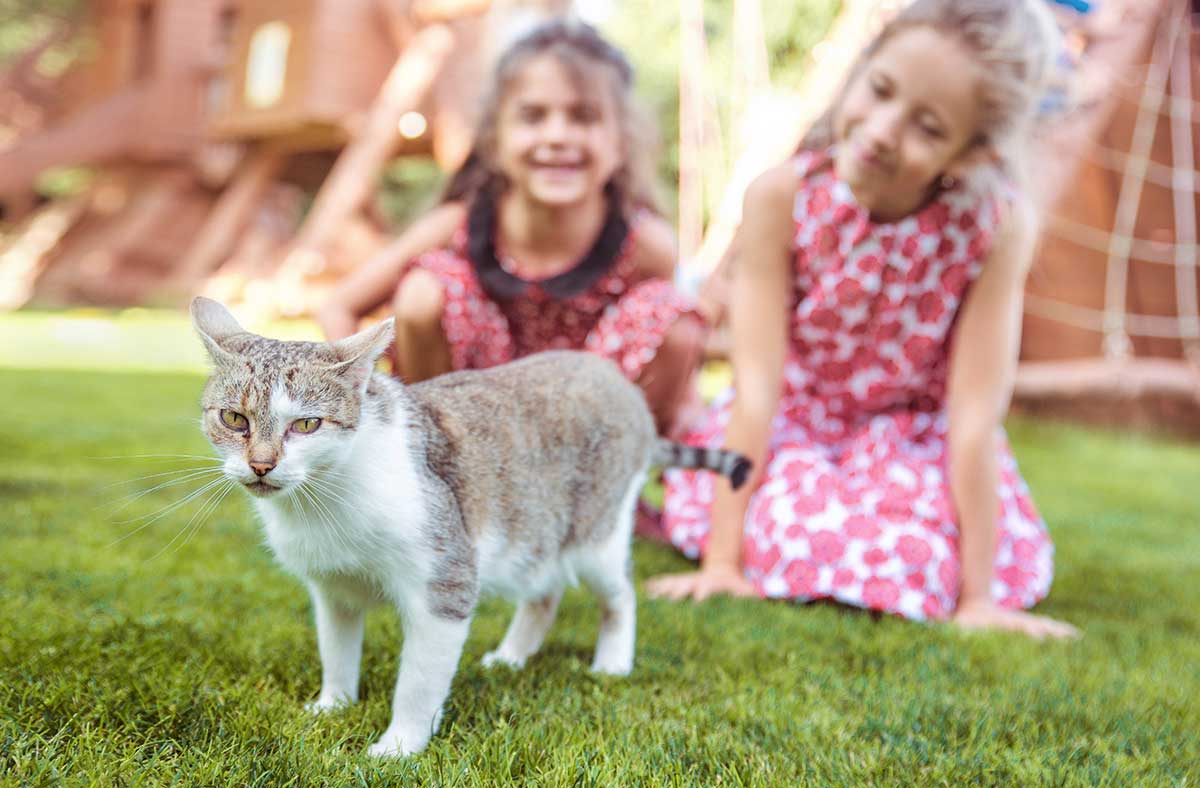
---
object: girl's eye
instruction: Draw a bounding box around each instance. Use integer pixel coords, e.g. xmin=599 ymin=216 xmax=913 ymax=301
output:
xmin=919 ymin=120 xmax=945 ymax=139
xmin=869 ymin=77 xmax=890 ymax=99
xmin=220 ymin=410 xmax=248 ymax=431
xmin=571 ymin=105 xmax=600 ymax=124
xmin=517 ymin=106 xmax=545 ymax=123
xmin=291 ymin=418 xmax=322 ymax=435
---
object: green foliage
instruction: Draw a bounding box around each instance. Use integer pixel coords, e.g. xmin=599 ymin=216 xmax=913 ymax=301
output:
xmin=0 ymin=310 xmax=1197 ymax=785
xmin=376 ymin=157 xmax=447 ymax=230
xmin=602 ymin=0 xmax=840 ymax=221
xmin=0 ymin=0 xmax=83 ymax=66
xmin=34 ymin=165 xmax=93 ymax=199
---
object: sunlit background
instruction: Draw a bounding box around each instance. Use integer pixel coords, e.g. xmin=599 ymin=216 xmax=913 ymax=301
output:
xmin=0 ymin=0 xmax=1195 ymax=436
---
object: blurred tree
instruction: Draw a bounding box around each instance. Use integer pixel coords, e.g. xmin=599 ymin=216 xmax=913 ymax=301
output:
xmin=604 ymin=0 xmax=838 ymax=225
xmin=0 ymin=0 xmax=82 ymax=63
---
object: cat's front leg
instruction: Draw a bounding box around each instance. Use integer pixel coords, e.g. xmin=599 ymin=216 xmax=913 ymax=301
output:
xmin=305 ymin=581 xmax=366 ymax=713
xmin=368 ymin=605 xmax=471 ymax=757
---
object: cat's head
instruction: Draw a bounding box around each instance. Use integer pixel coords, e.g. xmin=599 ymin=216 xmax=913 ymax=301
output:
xmin=190 ymin=297 xmax=394 ymax=500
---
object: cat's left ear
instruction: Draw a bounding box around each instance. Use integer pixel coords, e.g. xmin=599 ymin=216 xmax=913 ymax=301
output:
xmin=329 ymin=318 xmax=395 ymax=389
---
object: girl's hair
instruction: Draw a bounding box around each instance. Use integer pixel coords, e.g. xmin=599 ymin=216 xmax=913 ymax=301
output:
xmin=441 ymin=18 xmax=661 ymax=217
xmin=802 ymin=0 xmax=1062 ymax=192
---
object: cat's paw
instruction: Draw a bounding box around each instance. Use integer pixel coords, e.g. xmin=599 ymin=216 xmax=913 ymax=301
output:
xmin=367 ymin=730 xmax=426 ymax=758
xmin=305 ymin=694 xmax=355 ymax=714
xmin=590 ymin=655 xmax=633 ymax=676
xmin=481 ymin=649 xmax=526 ymax=670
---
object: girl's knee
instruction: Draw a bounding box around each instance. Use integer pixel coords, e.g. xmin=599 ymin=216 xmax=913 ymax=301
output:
xmin=639 ymin=314 xmax=707 ymax=436
xmin=394 ymin=270 xmax=446 ymax=334
xmin=657 ymin=314 xmax=707 ymax=365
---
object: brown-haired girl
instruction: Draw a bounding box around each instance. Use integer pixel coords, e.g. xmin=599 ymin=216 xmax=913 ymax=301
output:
xmin=318 ymin=19 xmax=703 ymax=434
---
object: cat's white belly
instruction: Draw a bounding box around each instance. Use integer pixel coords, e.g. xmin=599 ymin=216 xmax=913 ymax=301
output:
xmin=473 ymin=529 xmax=624 ymax=603
xmin=477 ymin=542 xmax=581 ymax=601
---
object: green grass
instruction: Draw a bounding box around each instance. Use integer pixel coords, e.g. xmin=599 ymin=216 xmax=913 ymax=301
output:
xmin=1 ymin=312 xmax=1198 ymax=786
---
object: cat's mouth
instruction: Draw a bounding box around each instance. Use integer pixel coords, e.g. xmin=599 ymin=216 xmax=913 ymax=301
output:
xmin=244 ymin=480 xmax=283 ymax=497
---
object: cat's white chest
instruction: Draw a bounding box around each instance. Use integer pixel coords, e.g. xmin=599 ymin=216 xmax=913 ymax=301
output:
xmin=257 ymin=425 xmax=429 ymax=585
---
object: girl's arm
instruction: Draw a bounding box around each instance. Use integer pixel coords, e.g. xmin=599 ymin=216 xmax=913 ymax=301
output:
xmin=316 ymin=202 xmax=466 ymax=340
xmin=646 ymin=164 xmax=796 ymax=601
xmin=946 ymin=195 xmax=1078 ymax=639
xmin=629 ymin=213 xmax=681 ymax=282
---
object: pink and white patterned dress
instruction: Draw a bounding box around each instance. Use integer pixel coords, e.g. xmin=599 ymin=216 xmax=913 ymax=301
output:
xmin=662 ymin=151 xmax=1054 ymax=621
xmin=400 ymin=218 xmax=697 ymax=380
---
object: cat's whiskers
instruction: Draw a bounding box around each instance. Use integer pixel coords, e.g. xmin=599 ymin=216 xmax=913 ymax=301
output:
xmin=306 ymin=476 xmax=393 ymax=549
xmin=304 ymin=474 xmax=359 ymax=512
xmin=293 ymin=482 xmax=337 ymax=540
xmin=309 ymin=473 xmax=396 ymax=553
xmin=93 ymin=453 xmax=226 ymax=463
xmin=313 ymin=470 xmax=389 ymax=518
xmin=103 ymin=463 xmax=224 ymax=489
xmin=145 ymin=477 xmax=236 ymax=561
xmin=294 ymin=481 xmax=362 ymax=566
xmin=108 ymin=475 xmax=232 ymax=547
xmin=101 ymin=467 xmax=226 ymax=516
xmin=177 ymin=480 xmax=236 ymax=553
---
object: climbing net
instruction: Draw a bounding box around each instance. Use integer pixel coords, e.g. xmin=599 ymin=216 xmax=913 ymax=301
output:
xmin=1025 ymin=0 xmax=1200 ymax=364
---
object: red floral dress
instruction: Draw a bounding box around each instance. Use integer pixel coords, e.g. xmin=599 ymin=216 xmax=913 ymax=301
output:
xmin=662 ymin=151 xmax=1054 ymax=621
xmin=400 ymin=218 xmax=696 ymax=380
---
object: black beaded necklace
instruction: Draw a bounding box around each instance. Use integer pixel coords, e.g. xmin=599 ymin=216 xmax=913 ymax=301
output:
xmin=466 ymin=185 xmax=629 ymax=301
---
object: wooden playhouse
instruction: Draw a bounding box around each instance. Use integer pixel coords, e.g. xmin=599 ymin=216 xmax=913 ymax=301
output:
xmin=0 ymin=0 xmax=566 ymax=311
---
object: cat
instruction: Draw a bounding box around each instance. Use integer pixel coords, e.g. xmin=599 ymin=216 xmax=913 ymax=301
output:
xmin=190 ymin=296 xmax=751 ymax=757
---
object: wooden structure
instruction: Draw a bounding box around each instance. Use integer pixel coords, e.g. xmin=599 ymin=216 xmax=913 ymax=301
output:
xmin=0 ymin=0 xmax=565 ymax=312
xmin=1015 ymin=0 xmax=1200 ymax=437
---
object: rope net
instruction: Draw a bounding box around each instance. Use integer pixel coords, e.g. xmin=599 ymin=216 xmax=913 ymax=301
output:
xmin=1027 ymin=0 xmax=1200 ymax=365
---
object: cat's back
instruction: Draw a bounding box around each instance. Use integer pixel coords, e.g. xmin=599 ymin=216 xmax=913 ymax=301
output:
xmin=410 ymin=351 xmax=652 ymax=439
xmin=403 ymin=352 xmax=656 ymax=548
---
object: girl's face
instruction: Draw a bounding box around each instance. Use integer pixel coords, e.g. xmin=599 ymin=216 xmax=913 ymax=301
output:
xmin=494 ymin=54 xmax=623 ymax=209
xmin=834 ymin=27 xmax=981 ymax=220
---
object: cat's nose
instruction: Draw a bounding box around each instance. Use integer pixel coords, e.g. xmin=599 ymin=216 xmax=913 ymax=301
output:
xmin=249 ymin=460 xmax=275 ymax=477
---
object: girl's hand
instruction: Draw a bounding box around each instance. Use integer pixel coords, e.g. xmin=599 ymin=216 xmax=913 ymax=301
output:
xmin=646 ymin=563 xmax=757 ymax=602
xmin=953 ymin=597 xmax=1080 ymax=640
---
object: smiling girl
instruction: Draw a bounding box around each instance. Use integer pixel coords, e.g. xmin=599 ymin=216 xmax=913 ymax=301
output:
xmin=318 ymin=20 xmax=702 ymax=435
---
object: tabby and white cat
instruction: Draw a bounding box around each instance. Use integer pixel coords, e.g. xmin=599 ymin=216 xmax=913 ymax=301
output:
xmin=190 ymin=297 xmax=749 ymax=757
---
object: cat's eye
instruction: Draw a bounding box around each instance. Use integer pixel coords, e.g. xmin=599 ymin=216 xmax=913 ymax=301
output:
xmin=291 ymin=417 xmax=322 ymax=435
xmin=219 ymin=409 xmax=248 ymax=431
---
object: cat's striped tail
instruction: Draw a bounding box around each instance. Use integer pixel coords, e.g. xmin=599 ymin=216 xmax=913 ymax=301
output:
xmin=653 ymin=439 xmax=753 ymax=490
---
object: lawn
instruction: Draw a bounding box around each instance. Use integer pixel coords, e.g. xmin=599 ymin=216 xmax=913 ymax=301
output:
xmin=1 ymin=311 xmax=1197 ymax=786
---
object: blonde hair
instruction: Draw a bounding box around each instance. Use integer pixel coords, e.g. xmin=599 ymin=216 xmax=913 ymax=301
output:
xmin=443 ymin=18 xmax=661 ymax=217
xmin=803 ymin=0 xmax=1062 ymax=191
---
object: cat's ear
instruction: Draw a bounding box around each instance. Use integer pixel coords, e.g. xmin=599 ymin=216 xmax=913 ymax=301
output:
xmin=190 ymin=297 xmax=245 ymax=365
xmin=328 ymin=318 xmax=395 ymax=388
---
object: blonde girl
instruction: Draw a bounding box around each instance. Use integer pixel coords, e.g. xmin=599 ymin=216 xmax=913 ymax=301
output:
xmin=649 ymin=0 xmax=1078 ymax=640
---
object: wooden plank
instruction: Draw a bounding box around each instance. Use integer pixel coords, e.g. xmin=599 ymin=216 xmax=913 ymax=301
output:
xmin=279 ymin=23 xmax=454 ymax=276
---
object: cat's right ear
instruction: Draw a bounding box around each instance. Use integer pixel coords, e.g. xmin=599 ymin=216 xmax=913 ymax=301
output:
xmin=190 ymin=297 xmax=244 ymax=366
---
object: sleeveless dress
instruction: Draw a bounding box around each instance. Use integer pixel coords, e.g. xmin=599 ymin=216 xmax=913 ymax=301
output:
xmin=661 ymin=151 xmax=1054 ymax=621
xmin=399 ymin=218 xmax=696 ymax=380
